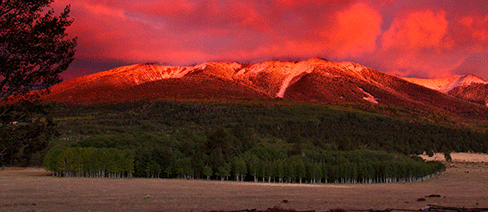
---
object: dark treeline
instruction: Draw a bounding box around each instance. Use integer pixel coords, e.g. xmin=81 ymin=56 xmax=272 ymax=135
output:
xmin=0 ymin=118 xmax=56 ymax=167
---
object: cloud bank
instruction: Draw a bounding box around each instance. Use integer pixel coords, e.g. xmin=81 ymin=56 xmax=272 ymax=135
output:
xmin=52 ymin=0 xmax=488 ymax=80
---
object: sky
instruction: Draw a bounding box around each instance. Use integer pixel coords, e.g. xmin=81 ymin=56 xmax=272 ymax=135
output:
xmin=51 ymin=0 xmax=488 ymax=81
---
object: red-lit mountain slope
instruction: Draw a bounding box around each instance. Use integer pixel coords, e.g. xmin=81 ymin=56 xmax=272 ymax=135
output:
xmin=43 ymin=58 xmax=488 ymax=117
xmin=43 ymin=63 xmax=270 ymax=103
xmin=403 ymin=75 xmax=488 ymax=107
xmin=448 ymin=83 xmax=488 ymax=107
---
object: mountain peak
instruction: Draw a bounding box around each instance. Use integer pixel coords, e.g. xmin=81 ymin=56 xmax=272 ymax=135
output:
xmin=459 ymin=74 xmax=488 ymax=86
xmin=338 ymin=61 xmax=367 ymax=73
xmin=304 ymin=57 xmax=328 ymax=63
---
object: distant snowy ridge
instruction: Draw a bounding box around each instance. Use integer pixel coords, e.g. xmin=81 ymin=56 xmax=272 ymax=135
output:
xmin=403 ymin=75 xmax=488 ymax=93
xmin=72 ymin=59 xmax=488 ymax=102
xmin=74 ymin=64 xmax=193 ymax=87
xmin=106 ymin=59 xmax=327 ymax=98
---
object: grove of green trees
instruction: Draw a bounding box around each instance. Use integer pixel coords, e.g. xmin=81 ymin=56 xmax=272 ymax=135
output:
xmin=43 ymin=143 xmax=445 ymax=184
xmin=43 ymin=146 xmax=134 ymax=178
xmin=43 ymin=126 xmax=445 ymax=183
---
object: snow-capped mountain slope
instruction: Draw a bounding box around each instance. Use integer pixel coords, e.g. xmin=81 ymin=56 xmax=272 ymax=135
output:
xmin=43 ymin=58 xmax=488 ymax=117
xmin=403 ymin=75 xmax=488 ymax=93
xmin=403 ymin=74 xmax=488 ymax=107
xmin=234 ymin=59 xmax=326 ymax=98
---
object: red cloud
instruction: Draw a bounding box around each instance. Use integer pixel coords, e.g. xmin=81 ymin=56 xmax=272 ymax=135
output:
xmin=325 ymin=2 xmax=382 ymax=58
xmin=205 ymin=2 xmax=383 ymax=62
xmin=455 ymin=15 xmax=488 ymax=50
xmin=372 ymin=9 xmax=462 ymax=78
xmin=130 ymin=0 xmax=194 ymax=18
xmin=51 ymin=0 xmax=488 ymax=81
xmin=127 ymin=0 xmax=272 ymax=33
xmin=53 ymin=0 xmax=211 ymax=64
xmin=276 ymin=0 xmax=351 ymax=7
xmin=371 ymin=7 xmax=488 ymax=79
xmin=53 ymin=0 xmax=382 ymax=66
xmin=382 ymin=10 xmax=450 ymax=51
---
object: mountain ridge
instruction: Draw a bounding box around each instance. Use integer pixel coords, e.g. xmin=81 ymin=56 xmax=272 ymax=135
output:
xmin=402 ymin=74 xmax=488 ymax=93
xmin=42 ymin=58 xmax=488 ymax=118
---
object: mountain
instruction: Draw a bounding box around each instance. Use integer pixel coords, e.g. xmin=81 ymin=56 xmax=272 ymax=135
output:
xmin=403 ymin=75 xmax=488 ymax=106
xmin=43 ymin=58 xmax=488 ymax=118
xmin=448 ymin=83 xmax=488 ymax=107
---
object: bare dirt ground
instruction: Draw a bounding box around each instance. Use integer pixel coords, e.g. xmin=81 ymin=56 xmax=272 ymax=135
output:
xmin=1 ymin=153 xmax=487 ymax=212
xmin=420 ymin=152 xmax=488 ymax=163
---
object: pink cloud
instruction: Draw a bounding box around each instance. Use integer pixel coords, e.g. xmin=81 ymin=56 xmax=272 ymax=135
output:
xmin=325 ymin=2 xmax=383 ymax=58
xmin=130 ymin=0 xmax=194 ymax=18
xmin=55 ymin=0 xmax=376 ymax=66
xmin=51 ymin=0 xmax=488 ymax=81
xmin=373 ymin=9 xmax=463 ymax=78
xmin=127 ymin=0 xmax=272 ymax=34
xmin=367 ymin=6 xmax=488 ymax=79
xmin=455 ymin=15 xmax=488 ymax=50
xmin=276 ymin=0 xmax=355 ymax=7
xmin=381 ymin=10 xmax=450 ymax=50
xmin=53 ymin=0 xmax=208 ymax=64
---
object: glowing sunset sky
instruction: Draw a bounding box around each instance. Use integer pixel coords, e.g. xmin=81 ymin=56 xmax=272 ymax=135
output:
xmin=52 ymin=0 xmax=488 ymax=81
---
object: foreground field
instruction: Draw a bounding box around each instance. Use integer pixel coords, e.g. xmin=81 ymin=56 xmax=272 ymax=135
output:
xmin=1 ymin=153 xmax=487 ymax=211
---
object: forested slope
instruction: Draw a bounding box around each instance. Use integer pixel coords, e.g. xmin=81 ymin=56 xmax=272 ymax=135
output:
xmin=39 ymin=100 xmax=488 ymax=182
xmin=50 ymin=100 xmax=488 ymax=154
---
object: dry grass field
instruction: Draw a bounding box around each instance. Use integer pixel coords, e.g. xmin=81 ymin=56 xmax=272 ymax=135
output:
xmin=1 ymin=153 xmax=487 ymax=212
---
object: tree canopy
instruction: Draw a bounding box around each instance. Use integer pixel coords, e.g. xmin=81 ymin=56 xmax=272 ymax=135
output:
xmin=0 ymin=0 xmax=76 ymax=108
xmin=0 ymin=0 xmax=76 ymax=166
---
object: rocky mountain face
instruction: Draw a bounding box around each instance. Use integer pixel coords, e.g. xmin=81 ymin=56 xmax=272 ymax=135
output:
xmin=43 ymin=58 xmax=488 ymax=117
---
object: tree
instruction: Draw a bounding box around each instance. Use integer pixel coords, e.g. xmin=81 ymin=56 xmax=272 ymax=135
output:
xmin=191 ymin=151 xmax=206 ymax=179
xmin=202 ymin=165 xmax=212 ymax=180
xmin=42 ymin=144 xmax=66 ymax=176
xmin=216 ymin=162 xmax=231 ymax=181
xmin=146 ymin=160 xmax=161 ymax=178
xmin=0 ymin=0 xmax=76 ymax=104
xmin=1 ymin=117 xmax=56 ymax=166
xmin=314 ymin=163 xmax=323 ymax=183
xmin=444 ymin=151 xmax=452 ymax=162
xmin=295 ymin=159 xmax=306 ymax=183
xmin=175 ymin=157 xmax=193 ymax=179
xmin=0 ymin=0 xmax=76 ymax=166
xmin=232 ymin=157 xmax=247 ymax=182
xmin=273 ymin=159 xmax=284 ymax=183
xmin=242 ymin=153 xmax=259 ymax=182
